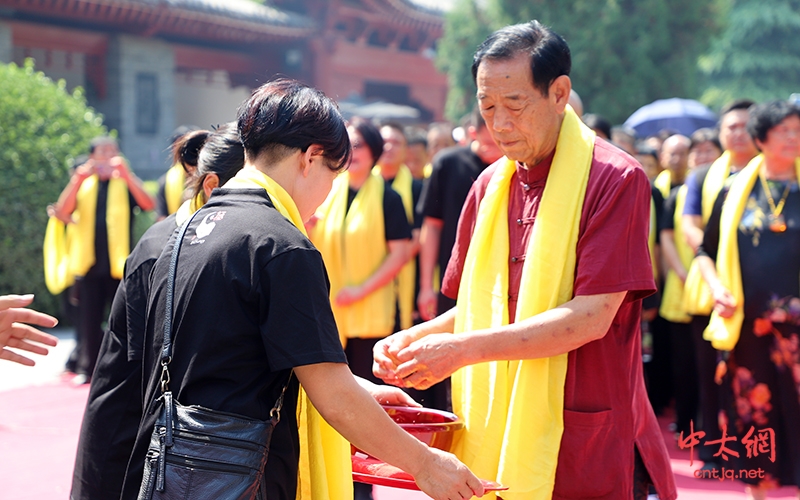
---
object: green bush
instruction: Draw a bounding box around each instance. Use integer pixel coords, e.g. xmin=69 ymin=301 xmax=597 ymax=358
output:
xmin=0 ymin=59 xmax=108 ymax=318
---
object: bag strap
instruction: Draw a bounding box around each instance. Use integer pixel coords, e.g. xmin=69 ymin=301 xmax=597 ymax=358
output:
xmin=270 ymin=371 xmax=293 ymax=424
xmin=159 ymin=212 xmax=199 ymax=394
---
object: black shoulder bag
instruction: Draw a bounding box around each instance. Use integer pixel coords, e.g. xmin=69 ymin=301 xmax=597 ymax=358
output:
xmin=138 ymin=214 xmax=292 ymax=500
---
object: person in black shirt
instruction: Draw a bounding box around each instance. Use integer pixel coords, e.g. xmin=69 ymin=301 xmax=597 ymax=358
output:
xmin=121 ymin=80 xmax=484 ymax=500
xmin=71 ymin=126 xmax=223 ymax=500
xmin=309 ymin=117 xmax=412 ymax=500
xmin=696 ymin=100 xmax=800 ymax=499
xmin=52 ymin=137 xmax=155 ymax=382
xmin=417 ymin=107 xmax=502 ymax=321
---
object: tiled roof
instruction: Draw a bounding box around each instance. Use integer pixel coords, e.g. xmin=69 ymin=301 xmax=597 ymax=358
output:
xmin=160 ymin=0 xmax=315 ymax=29
xmin=0 ymin=0 xmax=316 ymax=42
xmin=405 ymin=0 xmax=453 ymax=15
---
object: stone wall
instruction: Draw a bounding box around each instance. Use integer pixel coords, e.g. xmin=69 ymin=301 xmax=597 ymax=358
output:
xmin=93 ymin=35 xmax=175 ymax=179
xmin=0 ymin=21 xmax=11 ymax=63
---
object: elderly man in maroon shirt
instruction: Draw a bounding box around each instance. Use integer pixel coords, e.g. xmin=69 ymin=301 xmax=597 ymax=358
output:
xmin=373 ymin=21 xmax=676 ymax=500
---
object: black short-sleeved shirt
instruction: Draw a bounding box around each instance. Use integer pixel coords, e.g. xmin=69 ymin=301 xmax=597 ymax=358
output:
xmin=642 ymin=185 xmax=666 ymax=311
xmin=72 ymin=215 xmax=177 ymax=500
xmin=89 ymin=180 xmax=139 ymax=277
xmin=698 ymin=179 xmax=800 ymax=319
xmin=651 ymin=184 xmax=665 ymax=244
xmin=661 ymin=185 xmax=680 ymax=232
xmin=121 ymin=189 xmax=347 ymax=500
xmin=417 ymin=146 xmax=489 ymax=275
xmin=347 ymin=185 xmax=412 ymax=242
xmin=384 ymin=176 xmax=423 ymax=230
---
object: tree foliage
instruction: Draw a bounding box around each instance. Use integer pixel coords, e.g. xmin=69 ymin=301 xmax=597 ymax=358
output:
xmin=438 ymin=0 xmax=722 ymax=124
xmin=699 ymin=0 xmax=800 ymax=110
xmin=0 ymin=60 xmax=108 ymax=317
xmin=436 ymin=0 xmax=496 ymax=122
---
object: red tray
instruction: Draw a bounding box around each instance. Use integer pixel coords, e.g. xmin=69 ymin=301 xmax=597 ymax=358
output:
xmin=352 ymin=455 xmax=508 ymax=492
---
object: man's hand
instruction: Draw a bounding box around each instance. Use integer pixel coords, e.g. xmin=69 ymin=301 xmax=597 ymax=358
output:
xmin=711 ymin=285 xmax=737 ymax=318
xmin=373 ymin=330 xmax=418 ymax=386
xmin=414 ymin=448 xmax=485 ymax=500
xmin=0 ymin=295 xmax=58 ymax=366
xmin=392 ymin=333 xmax=463 ymax=390
xmin=417 ymin=287 xmax=438 ymax=321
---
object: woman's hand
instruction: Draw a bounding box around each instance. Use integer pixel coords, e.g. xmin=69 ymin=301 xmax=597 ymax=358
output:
xmin=414 ymin=448 xmax=485 ymax=500
xmin=295 ymin=363 xmax=484 ymax=500
xmin=334 ymin=285 xmax=365 ymax=306
xmin=355 ymin=376 xmax=421 ymax=407
xmin=711 ymin=284 xmax=737 ymax=318
xmin=0 ymin=295 xmax=58 ymax=366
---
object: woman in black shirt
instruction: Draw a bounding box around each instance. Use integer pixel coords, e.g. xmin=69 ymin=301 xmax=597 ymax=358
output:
xmin=696 ymin=100 xmax=800 ymax=500
xmin=122 ymin=80 xmax=484 ymax=500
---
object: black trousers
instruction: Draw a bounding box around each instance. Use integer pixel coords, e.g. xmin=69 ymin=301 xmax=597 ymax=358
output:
xmin=644 ymin=315 xmax=674 ymax=415
xmin=74 ymin=273 xmax=120 ymax=377
xmin=668 ymin=319 xmax=699 ymax=435
xmin=690 ymin=315 xmax=723 ymax=463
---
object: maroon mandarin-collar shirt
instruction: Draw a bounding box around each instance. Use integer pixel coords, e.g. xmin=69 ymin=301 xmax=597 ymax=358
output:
xmin=441 ymin=138 xmax=677 ymax=500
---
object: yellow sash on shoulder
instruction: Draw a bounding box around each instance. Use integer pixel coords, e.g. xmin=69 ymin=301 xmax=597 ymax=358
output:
xmin=451 ymin=106 xmax=594 ymax=499
xmin=654 ymin=169 xmax=671 ymax=200
xmin=43 ymin=216 xmax=75 ymax=294
xmin=703 ymin=155 xmax=800 ymax=351
xmin=683 ymin=152 xmax=733 ymax=316
xmin=374 ymin=164 xmax=416 ymax=330
xmin=659 ymin=185 xmax=693 ymax=323
xmin=164 ymin=163 xmax=186 ymax=215
xmin=310 ymin=172 xmax=395 ymax=342
xmin=224 ymin=168 xmax=352 ymax=500
xmin=44 ymin=177 xmax=130 ymax=290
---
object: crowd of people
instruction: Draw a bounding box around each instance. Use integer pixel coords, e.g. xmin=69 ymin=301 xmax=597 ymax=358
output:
xmin=3 ymin=18 xmax=799 ymax=500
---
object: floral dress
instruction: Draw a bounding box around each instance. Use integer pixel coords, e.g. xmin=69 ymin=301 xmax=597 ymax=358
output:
xmin=700 ymin=177 xmax=800 ymax=488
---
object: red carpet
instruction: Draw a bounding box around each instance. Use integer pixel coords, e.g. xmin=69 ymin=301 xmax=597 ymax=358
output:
xmin=0 ymin=378 xmax=89 ymax=499
xmin=1 ymin=379 xmax=798 ymax=499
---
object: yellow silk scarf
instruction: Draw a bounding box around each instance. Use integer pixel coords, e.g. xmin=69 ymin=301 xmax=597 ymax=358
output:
xmin=451 ymin=106 xmax=594 ymax=500
xmin=703 ymin=155 xmax=800 ymax=351
xmin=659 ymin=185 xmax=693 ymax=323
xmin=654 ymin=169 xmax=671 ymax=200
xmin=702 ymin=151 xmax=733 ymax=223
xmin=683 ymin=152 xmax=733 ymax=316
xmin=51 ymin=175 xmax=130 ymax=282
xmin=310 ymin=172 xmax=395 ymax=342
xmin=374 ymin=164 xmax=416 ymax=330
xmin=43 ymin=217 xmax=75 ymax=294
xmin=164 ymin=163 xmax=186 ymax=215
xmin=224 ymin=167 xmax=352 ymax=500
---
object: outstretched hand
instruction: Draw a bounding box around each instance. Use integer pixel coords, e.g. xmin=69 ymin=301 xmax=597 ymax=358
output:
xmin=372 ymin=331 xmax=417 ymax=387
xmin=0 ymin=295 xmax=58 ymax=366
xmin=356 ymin=376 xmax=421 ymax=407
xmin=414 ymin=447 xmax=485 ymax=500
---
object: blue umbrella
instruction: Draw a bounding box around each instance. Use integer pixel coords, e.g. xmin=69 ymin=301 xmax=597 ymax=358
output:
xmin=623 ymin=98 xmax=718 ymax=137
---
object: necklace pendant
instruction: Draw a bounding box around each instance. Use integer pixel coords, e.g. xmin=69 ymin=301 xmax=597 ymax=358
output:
xmin=768 ymin=213 xmax=787 ymax=233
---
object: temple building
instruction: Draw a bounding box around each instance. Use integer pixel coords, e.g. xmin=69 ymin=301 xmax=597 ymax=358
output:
xmin=0 ymin=0 xmax=448 ymax=177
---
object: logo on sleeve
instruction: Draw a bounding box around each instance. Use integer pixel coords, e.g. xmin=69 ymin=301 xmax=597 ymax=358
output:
xmin=191 ymin=211 xmax=226 ymax=245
